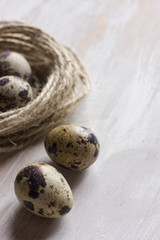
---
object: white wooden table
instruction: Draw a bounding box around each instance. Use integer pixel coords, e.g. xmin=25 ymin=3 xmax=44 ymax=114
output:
xmin=1 ymin=0 xmax=160 ymax=239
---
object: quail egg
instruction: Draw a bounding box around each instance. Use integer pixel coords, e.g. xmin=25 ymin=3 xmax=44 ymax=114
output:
xmin=44 ymin=124 xmax=100 ymax=171
xmin=0 ymin=51 xmax=32 ymax=82
xmin=0 ymin=75 xmax=33 ymax=111
xmin=14 ymin=163 xmax=74 ymax=218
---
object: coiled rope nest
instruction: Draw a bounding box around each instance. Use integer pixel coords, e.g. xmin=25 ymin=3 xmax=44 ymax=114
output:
xmin=0 ymin=21 xmax=90 ymax=153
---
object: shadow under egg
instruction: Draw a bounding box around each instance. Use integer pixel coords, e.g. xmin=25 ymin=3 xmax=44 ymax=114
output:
xmin=10 ymin=206 xmax=62 ymax=240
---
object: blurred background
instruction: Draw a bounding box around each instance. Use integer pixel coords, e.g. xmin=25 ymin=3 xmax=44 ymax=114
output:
xmin=1 ymin=1 xmax=160 ymax=240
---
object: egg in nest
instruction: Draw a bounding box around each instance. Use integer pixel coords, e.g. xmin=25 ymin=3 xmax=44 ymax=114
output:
xmin=0 ymin=75 xmax=33 ymax=111
xmin=0 ymin=51 xmax=32 ymax=82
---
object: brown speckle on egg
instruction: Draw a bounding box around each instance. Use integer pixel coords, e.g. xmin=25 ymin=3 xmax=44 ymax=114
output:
xmin=40 ymin=189 xmax=45 ymax=194
xmin=94 ymin=149 xmax=99 ymax=158
xmin=87 ymin=133 xmax=98 ymax=146
xmin=44 ymin=124 xmax=100 ymax=171
xmin=48 ymin=142 xmax=57 ymax=157
xmin=23 ymin=200 xmax=34 ymax=211
xmin=16 ymin=164 xmax=46 ymax=199
xmin=59 ymin=206 xmax=71 ymax=215
xmin=74 ymin=161 xmax=81 ymax=164
xmin=38 ymin=208 xmax=44 ymax=215
xmin=18 ymin=89 xmax=28 ymax=99
xmin=71 ymin=165 xmax=78 ymax=169
xmin=0 ymin=77 xmax=9 ymax=86
xmin=48 ymin=201 xmax=56 ymax=208
xmin=60 ymin=178 xmax=64 ymax=183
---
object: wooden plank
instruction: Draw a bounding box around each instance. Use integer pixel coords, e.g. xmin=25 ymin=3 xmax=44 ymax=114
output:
xmin=1 ymin=0 xmax=160 ymax=239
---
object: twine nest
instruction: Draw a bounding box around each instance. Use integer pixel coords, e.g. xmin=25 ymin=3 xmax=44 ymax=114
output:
xmin=0 ymin=21 xmax=90 ymax=153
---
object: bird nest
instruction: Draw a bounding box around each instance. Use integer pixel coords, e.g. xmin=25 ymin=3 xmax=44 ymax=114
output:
xmin=0 ymin=21 xmax=90 ymax=153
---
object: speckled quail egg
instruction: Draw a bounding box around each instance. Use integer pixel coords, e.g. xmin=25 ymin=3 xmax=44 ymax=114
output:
xmin=0 ymin=75 xmax=33 ymax=111
xmin=44 ymin=124 xmax=100 ymax=171
xmin=14 ymin=163 xmax=74 ymax=218
xmin=0 ymin=51 xmax=32 ymax=82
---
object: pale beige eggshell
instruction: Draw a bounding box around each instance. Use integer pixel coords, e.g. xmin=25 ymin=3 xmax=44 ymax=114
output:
xmin=14 ymin=163 xmax=74 ymax=218
xmin=44 ymin=124 xmax=100 ymax=171
xmin=0 ymin=75 xmax=33 ymax=111
xmin=0 ymin=51 xmax=32 ymax=82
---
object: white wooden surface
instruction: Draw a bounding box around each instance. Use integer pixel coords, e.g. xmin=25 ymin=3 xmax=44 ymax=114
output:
xmin=1 ymin=0 xmax=160 ymax=239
